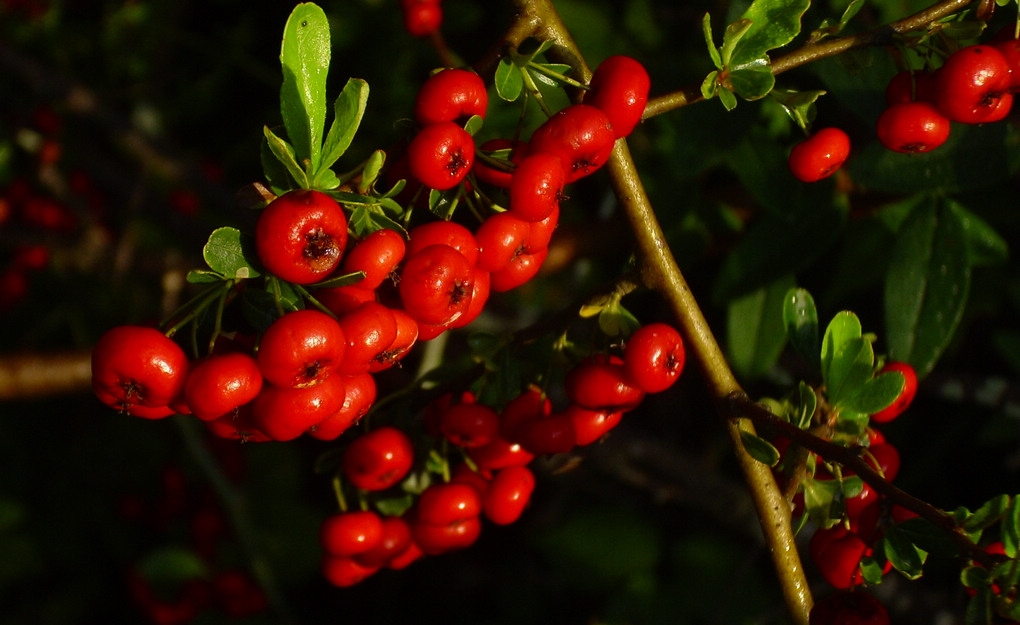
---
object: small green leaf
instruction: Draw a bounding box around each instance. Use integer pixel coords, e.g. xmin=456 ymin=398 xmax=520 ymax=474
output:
xmin=701 ymin=70 xmax=720 ymax=99
xmin=739 ymin=429 xmax=781 ymax=467
xmin=598 ymin=302 xmax=640 ymax=338
xmin=464 ymin=114 xmax=485 ymax=137
xmin=280 ymin=2 xmax=331 ymax=172
xmin=797 ymin=381 xmax=817 ymax=429
xmin=821 ymin=311 xmax=862 ymax=390
xmin=839 ymin=370 xmax=904 ymax=415
xmin=783 ymin=287 xmax=819 ymax=371
xmin=359 ymin=149 xmax=386 ymax=194
xmin=719 ymin=18 xmax=753 ymax=67
xmin=963 ymin=495 xmax=1010 ymax=534
xmin=186 ymin=269 xmax=226 ymax=284
xmin=885 ymin=197 xmax=971 ymax=377
xmin=702 ymin=13 xmax=723 ymax=69
xmin=319 ymin=77 xmax=369 ymax=176
xmin=770 ymin=89 xmax=827 ymax=133
xmin=962 ymin=564 xmax=991 ymax=589
xmin=718 ymin=86 xmax=738 ymax=111
xmin=827 ymin=336 xmax=876 ymax=408
xmin=725 ymin=59 xmax=775 ymax=101
xmin=309 ymin=270 xmax=365 ymax=289
xmin=729 ymin=0 xmax=811 ymax=67
xmin=859 ymin=555 xmax=886 ymax=585
xmin=263 ymin=125 xmax=310 ymax=189
xmin=1003 ymin=496 xmax=1020 ymax=558
xmin=881 ymin=524 xmax=927 ymax=579
xmin=203 ymin=227 xmax=260 ymax=280
xmin=495 ymin=58 xmax=524 ymax=101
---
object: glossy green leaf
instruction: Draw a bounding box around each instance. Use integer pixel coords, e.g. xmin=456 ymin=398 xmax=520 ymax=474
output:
xmin=203 ymin=227 xmax=260 ymax=280
xmin=783 ymin=287 xmax=819 ymax=371
xmin=728 ymin=0 xmax=810 ymax=66
xmin=796 ymin=381 xmax=817 ymax=429
xmin=496 ymin=58 xmax=524 ymax=101
xmin=719 ymin=18 xmax=753 ymax=67
xmin=358 ymin=149 xmax=386 ymax=194
xmin=838 ymin=369 xmax=903 ymax=415
xmin=885 ymin=198 xmax=971 ymax=377
xmin=718 ymin=86 xmax=738 ymax=111
xmin=280 ymin=2 xmax=330 ymax=172
xmin=726 ymin=275 xmax=792 ymax=378
xmin=820 ymin=311 xmax=862 ymax=392
xmin=881 ymin=524 xmax=927 ymax=579
xmin=701 ymin=71 xmax=720 ymax=99
xmin=260 ymin=132 xmax=294 ymax=194
xmin=803 ymin=477 xmax=843 ymax=525
xmin=739 ymin=430 xmax=781 ymax=467
xmin=859 ymin=555 xmax=886 ymax=585
xmin=770 ymin=89 xmax=826 ymax=133
xmin=725 ymin=59 xmax=775 ymax=101
xmin=318 ymin=78 xmax=369 ymax=178
xmin=263 ymin=125 xmax=310 ymax=189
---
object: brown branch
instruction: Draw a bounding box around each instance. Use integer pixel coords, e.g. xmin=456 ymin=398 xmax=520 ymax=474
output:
xmin=0 ymin=351 xmax=93 ymax=401
xmin=643 ymin=0 xmax=978 ymax=119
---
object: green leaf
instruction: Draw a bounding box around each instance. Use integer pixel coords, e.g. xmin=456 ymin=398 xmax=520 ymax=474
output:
xmin=770 ymin=89 xmax=826 ymax=133
xmin=820 ymin=311 xmax=862 ymax=392
xmin=138 ymin=546 xmax=210 ymax=584
xmin=783 ymin=287 xmax=819 ymax=371
xmin=280 ymin=2 xmax=331 ymax=172
xmin=358 ymin=149 xmax=387 ymax=194
xmin=260 ymin=134 xmax=294 ymax=194
xmin=881 ymin=524 xmax=927 ymax=579
xmin=318 ymin=78 xmax=369 ymax=177
xmin=186 ymin=269 xmax=226 ymax=284
xmin=839 ymin=369 xmax=904 ymax=415
xmin=718 ymin=86 xmax=738 ymax=111
xmin=725 ymin=59 xmax=775 ymax=101
xmin=948 ymin=199 xmax=1009 ymax=267
xmin=797 ymin=381 xmax=817 ymax=429
xmin=885 ymin=198 xmax=971 ymax=377
xmin=964 ymin=586 xmax=993 ymax=625
xmin=598 ymin=302 xmax=640 ymax=338
xmin=739 ymin=429 xmax=781 ymax=467
xmin=263 ymin=125 xmax=310 ymax=189
xmin=701 ymin=70 xmax=720 ymax=99
xmin=726 ymin=275 xmax=793 ymax=378
xmin=719 ymin=18 xmax=753 ymax=67
xmin=729 ymin=0 xmax=811 ymax=66
xmin=203 ymin=227 xmax=260 ymax=280
xmin=963 ymin=495 xmax=1010 ymax=534
xmin=827 ymin=336 xmax=875 ymax=408
xmin=1003 ymin=496 xmax=1020 ymax=558
xmin=701 ymin=13 xmax=723 ymax=69
xmin=495 ymin=58 xmax=523 ymax=101
xmin=311 ymin=271 xmax=366 ymax=289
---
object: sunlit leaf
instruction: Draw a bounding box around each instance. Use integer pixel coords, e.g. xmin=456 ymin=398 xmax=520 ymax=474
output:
xmin=203 ymin=227 xmax=260 ymax=280
xmin=821 ymin=311 xmax=862 ymax=392
xmin=280 ymin=2 xmax=330 ymax=172
xmin=263 ymin=125 xmax=309 ymax=189
xmin=838 ymin=369 xmax=903 ymax=415
xmin=319 ymin=77 xmax=369 ymax=176
xmin=728 ymin=0 xmax=810 ymax=66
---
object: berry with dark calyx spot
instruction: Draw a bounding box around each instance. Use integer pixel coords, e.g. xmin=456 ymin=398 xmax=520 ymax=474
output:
xmin=254 ymin=189 xmax=348 ymax=285
xmin=788 ymin=127 xmax=851 ymax=183
xmin=91 ymin=325 xmax=189 ymax=417
xmin=529 ymin=104 xmax=615 ymax=183
xmin=406 ymin=121 xmax=475 ymax=191
xmin=875 ymin=101 xmax=950 ymax=154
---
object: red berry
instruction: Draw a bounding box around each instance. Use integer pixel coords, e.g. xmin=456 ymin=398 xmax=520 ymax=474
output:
xmin=414 ymin=68 xmax=488 ymax=126
xmin=870 ymin=361 xmax=917 ymax=423
xmin=585 ymin=55 xmax=650 ymax=138
xmin=336 ymin=302 xmax=399 ymax=375
xmin=321 ymin=554 xmax=380 ymax=587
xmin=475 ymin=211 xmax=532 ymax=273
xmin=482 ymin=465 xmax=535 ymax=525
xmin=398 ymin=244 xmax=475 ymax=326
xmin=254 ymin=189 xmax=348 ymax=284
xmin=565 ymin=403 xmax=624 ymax=446
xmin=509 ymin=152 xmax=566 ymax=222
xmin=342 ymin=426 xmax=415 ymax=491
xmin=341 ymin=228 xmax=406 ymax=290
xmin=406 ymin=220 xmax=480 ymax=266
xmin=256 ymin=309 xmax=346 ymax=389
xmin=184 ymin=352 xmax=263 ymax=421
xmin=875 ymin=101 xmax=950 ymax=153
xmin=809 ymin=525 xmax=868 ymax=589
xmin=307 ymin=373 xmax=377 ymax=441
xmin=321 ymin=510 xmax=385 ymax=557
xmin=353 ymin=515 xmax=414 ymax=568
xmin=406 ymin=121 xmax=475 ymax=191
xmin=91 ymin=325 xmax=189 ymax=416
xmin=402 ymin=0 xmax=442 ymax=37
xmin=368 ymin=308 xmax=419 ymax=372
xmin=623 ymin=323 xmax=686 ymax=393
xmin=788 ymin=127 xmax=851 ymax=183
xmin=935 ymin=45 xmax=1013 ymax=124
xmin=489 ymin=246 xmax=547 ymax=292
xmin=250 ymin=373 xmax=347 ymax=441
xmin=529 ymin=104 xmax=615 ymax=183
xmin=439 ymin=402 xmax=501 ymax=448
xmin=565 ymin=356 xmax=646 ymax=411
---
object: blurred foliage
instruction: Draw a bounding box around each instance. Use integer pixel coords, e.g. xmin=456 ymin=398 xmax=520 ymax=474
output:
xmin=2 ymin=0 xmax=1020 ymax=624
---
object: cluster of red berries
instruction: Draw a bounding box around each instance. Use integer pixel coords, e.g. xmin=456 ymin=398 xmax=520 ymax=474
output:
xmin=319 ymin=322 xmax=686 ymax=587
xmin=877 ymin=35 xmax=1020 ymax=154
xmin=794 ymin=362 xmax=919 ymax=590
xmin=400 ymin=0 xmax=443 ymax=38
xmin=789 ymin=32 xmax=1020 ymax=182
xmin=119 ymin=462 xmax=267 ymax=625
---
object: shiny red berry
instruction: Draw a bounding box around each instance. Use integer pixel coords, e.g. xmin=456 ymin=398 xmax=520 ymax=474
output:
xmin=788 ymin=127 xmax=851 ymax=183
xmin=254 ymin=189 xmax=348 ymax=285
